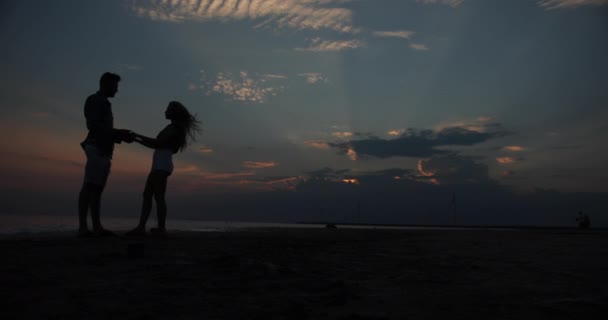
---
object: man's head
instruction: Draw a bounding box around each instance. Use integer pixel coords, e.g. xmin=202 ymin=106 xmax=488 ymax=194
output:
xmin=99 ymin=72 xmax=121 ymax=98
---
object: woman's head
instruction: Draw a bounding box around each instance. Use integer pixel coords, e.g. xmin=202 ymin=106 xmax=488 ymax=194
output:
xmin=165 ymin=101 xmax=201 ymax=152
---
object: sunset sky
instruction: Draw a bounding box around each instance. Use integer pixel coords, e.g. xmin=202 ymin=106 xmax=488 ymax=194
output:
xmin=1 ymin=0 xmax=607 ymax=226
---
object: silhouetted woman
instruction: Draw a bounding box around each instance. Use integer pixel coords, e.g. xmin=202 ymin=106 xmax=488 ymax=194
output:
xmin=127 ymin=101 xmax=200 ymax=236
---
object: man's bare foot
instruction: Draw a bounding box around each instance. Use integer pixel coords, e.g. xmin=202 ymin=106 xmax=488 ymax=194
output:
xmin=125 ymin=227 xmax=147 ymax=237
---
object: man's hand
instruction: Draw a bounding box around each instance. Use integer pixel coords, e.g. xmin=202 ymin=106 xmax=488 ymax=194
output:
xmin=118 ymin=129 xmax=135 ymax=143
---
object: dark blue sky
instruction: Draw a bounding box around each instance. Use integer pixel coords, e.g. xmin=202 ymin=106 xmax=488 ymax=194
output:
xmin=1 ymin=0 xmax=607 ymax=225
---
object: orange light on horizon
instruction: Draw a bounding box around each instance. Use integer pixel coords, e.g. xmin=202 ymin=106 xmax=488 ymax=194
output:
xmin=342 ymin=178 xmax=359 ymax=184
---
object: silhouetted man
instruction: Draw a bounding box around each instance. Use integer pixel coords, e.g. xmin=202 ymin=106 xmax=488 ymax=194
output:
xmin=78 ymin=72 xmax=133 ymax=237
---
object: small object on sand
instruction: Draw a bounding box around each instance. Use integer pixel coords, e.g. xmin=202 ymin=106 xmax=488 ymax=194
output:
xmin=325 ymin=223 xmax=338 ymax=229
xmin=127 ymin=242 xmax=145 ymax=259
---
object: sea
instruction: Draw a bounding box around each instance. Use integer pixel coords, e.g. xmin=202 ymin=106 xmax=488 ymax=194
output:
xmin=0 ymin=214 xmax=522 ymax=236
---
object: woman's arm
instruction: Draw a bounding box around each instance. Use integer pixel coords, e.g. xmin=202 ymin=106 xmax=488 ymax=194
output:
xmin=134 ymin=133 xmax=159 ymax=149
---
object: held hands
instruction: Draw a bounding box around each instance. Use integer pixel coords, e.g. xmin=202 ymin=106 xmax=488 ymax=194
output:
xmin=118 ymin=129 xmax=136 ymax=143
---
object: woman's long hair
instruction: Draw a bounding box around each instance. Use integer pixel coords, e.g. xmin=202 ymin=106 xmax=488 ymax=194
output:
xmin=169 ymin=101 xmax=201 ymax=152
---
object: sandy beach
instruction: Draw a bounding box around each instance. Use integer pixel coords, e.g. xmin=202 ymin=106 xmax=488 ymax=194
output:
xmin=1 ymin=228 xmax=607 ymax=319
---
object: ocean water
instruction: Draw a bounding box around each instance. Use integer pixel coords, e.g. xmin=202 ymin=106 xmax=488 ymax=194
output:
xmin=0 ymin=214 xmax=325 ymax=235
xmin=0 ymin=214 xmax=521 ymax=236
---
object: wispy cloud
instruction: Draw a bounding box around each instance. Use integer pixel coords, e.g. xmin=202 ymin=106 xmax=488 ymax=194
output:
xmin=416 ymin=0 xmax=465 ymax=7
xmin=332 ymin=131 xmax=353 ymax=139
xmin=477 ymin=116 xmax=495 ymax=122
xmin=373 ymin=30 xmax=430 ymax=51
xmin=409 ymin=43 xmax=429 ymax=51
xmin=196 ymin=70 xmax=286 ymax=103
xmin=130 ymin=0 xmax=356 ymax=32
xmin=537 ymin=0 xmax=608 ymax=10
xmin=373 ymin=30 xmax=415 ymax=39
xmin=502 ymin=145 xmax=525 ymax=152
xmin=298 ymin=72 xmax=328 ymax=84
xmin=387 ymin=129 xmax=405 ymax=136
xmin=296 ymin=38 xmax=365 ymax=52
xmin=242 ymin=161 xmax=279 ymax=169
xmin=304 ymin=140 xmax=331 ymax=149
xmin=496 ymin=157 xmax=518 ymax=164
xmin=198 ymin=146 xmax=214 ymax=153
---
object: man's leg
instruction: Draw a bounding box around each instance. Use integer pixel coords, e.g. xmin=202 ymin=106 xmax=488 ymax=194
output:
xmin=78 ymin=183 xmax=91 ymax=235
xmin=89 ymin=182 xmax=105 ymax=232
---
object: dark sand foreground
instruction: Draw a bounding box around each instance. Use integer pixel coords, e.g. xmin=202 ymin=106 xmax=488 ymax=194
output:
xmin=1 ymin=228 xmax=607 ymax=319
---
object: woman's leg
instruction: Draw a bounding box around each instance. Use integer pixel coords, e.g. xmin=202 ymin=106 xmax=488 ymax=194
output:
xmin=126 ymin=173 xmax=154 ymax=236
xmin=153 ymin=171 xmax=169 ymax=230
xmin=138 ymin=172 xmax=155 ymax=229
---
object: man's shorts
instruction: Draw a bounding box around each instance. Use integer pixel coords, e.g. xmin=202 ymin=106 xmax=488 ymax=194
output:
xmin=83 ymin=144 xmax=111 ymax=186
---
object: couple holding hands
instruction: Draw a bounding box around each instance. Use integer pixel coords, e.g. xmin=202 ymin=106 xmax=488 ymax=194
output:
xmin=78 ymin=72 xmax=200 ymax=237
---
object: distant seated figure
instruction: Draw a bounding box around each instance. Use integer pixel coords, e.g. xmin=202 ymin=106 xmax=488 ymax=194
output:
xmin=576 ymin=211 xmax=590 ymax=229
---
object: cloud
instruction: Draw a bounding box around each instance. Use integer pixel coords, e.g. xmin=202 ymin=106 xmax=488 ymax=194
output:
xmin=496 ymin=157 xmax=520 ymax=164
xmin=329 ymin=122 xmax=510 ymax=159
xmin=196 ymin=70 xmax=286 ymax=102
xmin=387 ymin=129 xmax=405 ymax=136
xmin=537 ymin=0 xmax=608 ymax=9
xmin=242 ymin=161 xmax=279 ymax=169
xmin=263 ymin=74 xmax=288 ymax=79
xmin=373 ymin=30 xmax=415 ymax=39
xmin=296 ymin=38 xmax=365 ymax=52
xmin=346 ymin=146 xmax=358 ymax=161
xmin=304 ymin=140 xmax=330 ymax=149
xmin=416 ymin=0 xmax=465 ymax=7
xmin=417 ymin=154 xmax=490 ymax=184
xmin=297 ymin=72 xmax=328 ymax=84
xmin=198 ymin=146 xmax=214 ymax=153
xmin=332 ymin=131 xmax=353 ymax=139
xmin=409 ymin=43 xmax=429 ymax=51
xmin=502 ymin=170 xmax=516 ymax=177
xmin=502 ymin=145 xmax=525 ymax=152
xmin=130 ymin=0 xmax=356 ymax=32
xmin=477 ymin=116 xmax=495 ymax=122
xmin=244 ymin=175 xmax=301 ymax=190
